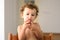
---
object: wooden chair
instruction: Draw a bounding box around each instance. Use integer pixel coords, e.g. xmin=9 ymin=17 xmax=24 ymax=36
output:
xmin=8 ymin=33 xmax=53 ymax=40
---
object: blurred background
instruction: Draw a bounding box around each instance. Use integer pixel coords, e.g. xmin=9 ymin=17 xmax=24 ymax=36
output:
xmin=5 ymin=0 xmax=60 ymax=40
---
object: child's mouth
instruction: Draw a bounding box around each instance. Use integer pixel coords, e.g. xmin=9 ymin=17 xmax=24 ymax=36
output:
xmin=27 ymin=19 xmax=31 ymax=24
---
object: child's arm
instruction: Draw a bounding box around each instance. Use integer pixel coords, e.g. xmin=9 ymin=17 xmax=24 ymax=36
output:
xmin=33 ymin=23 xmax=43 ymax=40
xmin=17 ymin=23 xmax=31 ymax=40
xmin=17 ymin=25 xmax=26 ymax=40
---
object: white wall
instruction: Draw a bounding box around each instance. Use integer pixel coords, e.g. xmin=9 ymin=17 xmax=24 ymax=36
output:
xmin=0 ymin=0 xmax=4 ymax=40
xmin=38 ymin=0 xmax=60 ymax=33
xmin=5 ymin=0 xmax=18 ymax=40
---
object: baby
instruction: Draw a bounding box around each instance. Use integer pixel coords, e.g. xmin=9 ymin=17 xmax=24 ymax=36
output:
xmin=17 ymin=3 xmax=43 ymax=40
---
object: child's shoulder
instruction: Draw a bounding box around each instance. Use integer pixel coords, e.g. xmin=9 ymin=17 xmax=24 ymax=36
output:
xmin=33 ymin=22 xmax=40 ymax=26
xmin=17 ymin=25 xmax=22 ymax=31
xmin=33 ymin=23 xmax=42 ymax=30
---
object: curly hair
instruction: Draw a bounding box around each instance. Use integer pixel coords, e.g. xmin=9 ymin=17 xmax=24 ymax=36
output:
xmin=20 ymin=3 xmax=39 ymax=16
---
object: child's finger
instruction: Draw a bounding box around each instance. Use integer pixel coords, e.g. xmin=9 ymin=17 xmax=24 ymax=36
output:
xmin=26 ymin=19 xmax=31 ymax=24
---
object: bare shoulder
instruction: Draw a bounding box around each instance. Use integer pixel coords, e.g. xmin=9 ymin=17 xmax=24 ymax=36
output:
xmin=34 ymin=23 xmax=40 ymax=27
xmin=33 ymin=23 xmax=42 ymax=29
xmin=34 ymin=23 xmax=43 ymax=32
xmin=17 ymin=25 xmax=22 ymax=32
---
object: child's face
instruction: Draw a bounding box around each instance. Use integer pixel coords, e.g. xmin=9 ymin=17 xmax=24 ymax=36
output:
xmin=22 ymin=7 xmax=37 ymax=23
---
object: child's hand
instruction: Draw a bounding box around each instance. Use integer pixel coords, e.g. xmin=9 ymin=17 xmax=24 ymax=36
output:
xmin=23 ymin=23 xmax=30 ymax=30
xmin=23 ymin=19 xmax=32 ymax=30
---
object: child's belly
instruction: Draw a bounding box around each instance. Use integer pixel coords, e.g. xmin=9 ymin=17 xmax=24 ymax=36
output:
xmin=25 ymin=28 xmax=37 ymax=40
xmin=26 ymin=37 xmax=37 ymax=40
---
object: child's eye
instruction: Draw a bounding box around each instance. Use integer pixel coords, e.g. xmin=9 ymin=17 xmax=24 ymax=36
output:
xmin=31 ymin=14 xmax=34 ymax=16
xmin=26 ymin=13 xmax=29 ymax=15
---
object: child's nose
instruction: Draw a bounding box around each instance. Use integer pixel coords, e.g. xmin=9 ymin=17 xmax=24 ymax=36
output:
xmin=29 ymin=15 xmax=32 ymax=19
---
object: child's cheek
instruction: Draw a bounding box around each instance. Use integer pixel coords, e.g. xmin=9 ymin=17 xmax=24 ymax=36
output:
xmin=24 ymin=16 xmax=28 ymax=21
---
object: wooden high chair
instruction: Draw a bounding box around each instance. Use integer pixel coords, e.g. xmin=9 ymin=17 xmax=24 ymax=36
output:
xmin=8 ymin=33 xmax=53 ymax=40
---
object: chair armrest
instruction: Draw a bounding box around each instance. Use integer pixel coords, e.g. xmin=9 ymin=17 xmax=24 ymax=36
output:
xmin=8 ymin=33 xmax=12 ymax=40
xmin=43 ymin=33 xmax=53 ymax=40
xmin=8 ymin=33 xmax=18 ymax=40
